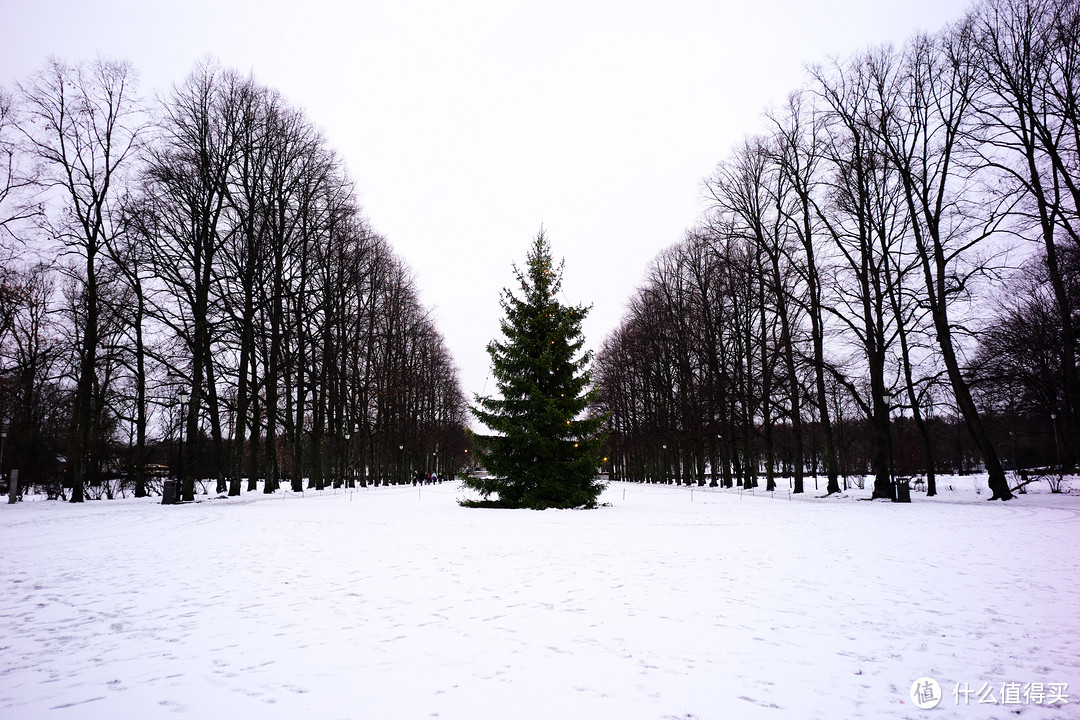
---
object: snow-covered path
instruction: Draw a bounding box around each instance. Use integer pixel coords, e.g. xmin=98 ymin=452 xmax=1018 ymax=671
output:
xmin=2 ymin=481 xmax=1078 ymax=719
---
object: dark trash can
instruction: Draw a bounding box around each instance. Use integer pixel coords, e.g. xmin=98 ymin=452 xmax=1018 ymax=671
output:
xmin=162 ymin=479 xmax=178 ymax=505
xmin=894 ymin=477 xmax=911 ymax=503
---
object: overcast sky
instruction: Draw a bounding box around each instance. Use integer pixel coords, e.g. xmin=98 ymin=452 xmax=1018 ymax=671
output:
xmin=2 ymin=0 xmax=973 ymax=412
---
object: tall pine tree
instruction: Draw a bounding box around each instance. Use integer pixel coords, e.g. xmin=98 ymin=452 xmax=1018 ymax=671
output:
xmin=466 ymin=230 xmax=606 ymax=509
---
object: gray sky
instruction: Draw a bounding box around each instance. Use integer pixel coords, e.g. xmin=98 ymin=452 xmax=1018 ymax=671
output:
xmin=2 ymin=0 xmax=972 ymax=411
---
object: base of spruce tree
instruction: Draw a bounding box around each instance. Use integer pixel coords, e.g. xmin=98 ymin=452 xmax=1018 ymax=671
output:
xmin=458 ymin=498 xmax=600 ymax=510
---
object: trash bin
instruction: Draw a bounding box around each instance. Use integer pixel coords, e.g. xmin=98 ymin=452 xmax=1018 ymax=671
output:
xmin=894 ymin=477 xmax=911 ymax=503
xmin=162 ymin=479 xmax=178 ymax=505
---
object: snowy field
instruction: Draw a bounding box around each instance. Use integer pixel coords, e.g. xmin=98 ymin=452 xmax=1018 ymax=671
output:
xmin=2 ymin=478 xmax=1079 ymax=720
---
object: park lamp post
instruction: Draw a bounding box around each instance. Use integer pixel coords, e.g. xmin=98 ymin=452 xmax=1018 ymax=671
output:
xmin=354 ymin=424 xmax=361 ymax=486
xmin=344 ymin=428 xmax=351 ymax=488
xmin=164 ymin=392 xmax=189 ymax=505
xmin=1050 ymin=413 xmax=1061 ymax=468
xmin=1 ymin=428 xmax=6 ymax=496
xmin=717 ymin=433 xmax=725 ymax=488
xmin=178 ymin=391 xmax=189 ymax=488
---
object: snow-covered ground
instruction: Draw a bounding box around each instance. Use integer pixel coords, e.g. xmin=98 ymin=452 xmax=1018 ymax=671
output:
xmin=2 ymin=477 xmax=1078 ymax=720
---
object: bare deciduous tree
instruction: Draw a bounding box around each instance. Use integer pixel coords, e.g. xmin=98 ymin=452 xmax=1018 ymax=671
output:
xmin=18 ymin=57 xmax=144 ymax=502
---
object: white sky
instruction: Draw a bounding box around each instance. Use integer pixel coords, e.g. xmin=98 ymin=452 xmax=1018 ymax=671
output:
xmin=1 ymin=0 xmax=973 ymax=412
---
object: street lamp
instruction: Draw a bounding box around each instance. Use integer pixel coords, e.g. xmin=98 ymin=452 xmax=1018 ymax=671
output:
xmin=717 ymin=433 xmax=726 ymax=488
xmin=400 ymin=444 xmax=404 ymax=485
xmin=1 ymin=429 xmax=7 ymax=499
xmin=662 ymin=443 xmax=668 ymax=484
xmin=888 ymin=409 xmax=897 ymax=498
xmin=344 ymin=429 xmax=351 ymax=489
xmin=178 ymin=392 xmax=190 ymax=498
xmin=354 ymin=424 xmax=361 ymax=486
xmin=1050 ymin=413 xmax=1061 ymax=468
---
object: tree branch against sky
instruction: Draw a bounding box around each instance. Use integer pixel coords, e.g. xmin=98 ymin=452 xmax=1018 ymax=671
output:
xmin=17 ymin=57 xmax=145 ymax=502
xmin=0 ymin=0 xmax=976 ymax=410
xmin=1 ymin=0 xmax=1074 ymax=500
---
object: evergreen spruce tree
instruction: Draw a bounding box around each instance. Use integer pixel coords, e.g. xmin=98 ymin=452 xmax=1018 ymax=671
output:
xmin=466 ymin=230 xmax=606 ymax=509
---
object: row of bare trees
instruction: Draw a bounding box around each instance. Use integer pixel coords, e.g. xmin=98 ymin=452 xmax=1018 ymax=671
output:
xmin=0 ymin=59 xmax=468 ymax=501
xmin=592 ymin=0 xmax=1078 ymax=500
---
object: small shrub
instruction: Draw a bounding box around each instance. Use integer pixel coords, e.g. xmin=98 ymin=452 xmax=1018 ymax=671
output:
xmin=1047 ymin=472 xmax=1066 ymax=493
